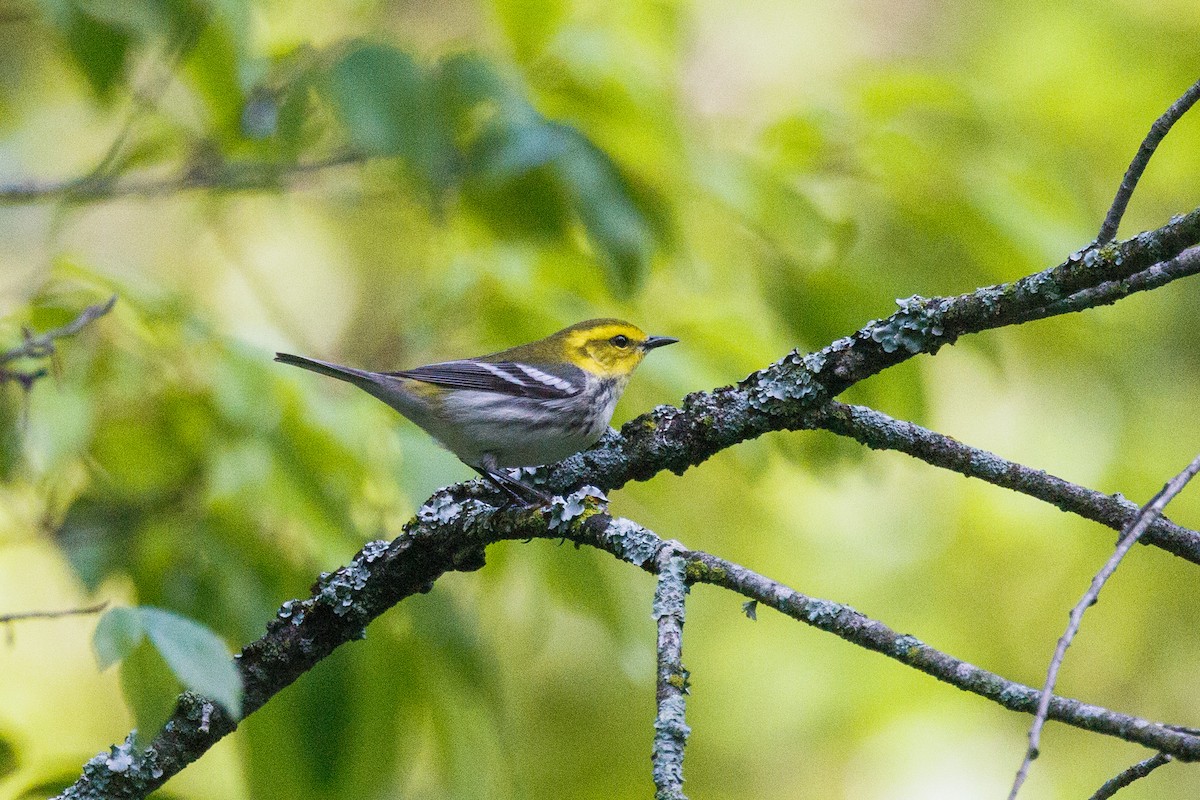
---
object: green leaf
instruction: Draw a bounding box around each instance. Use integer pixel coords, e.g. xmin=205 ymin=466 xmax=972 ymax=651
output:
xmin=60 ymin=8 xmax=130 ymax=97
xmin=184 ymin=12 xmax=245 ymax=142
xmin=57 ymin=498 xmax=139 ymax=593
xmin=470 ymin=117 xmax=571 ymax=181
xmin=73 ymin=0 xmax=197 ymax=39
xmin=39 ymin=0 xmax=207 ymax=99
xmin=324 ymin=42 xmax=433 ymax=159
xmin=138 ymin=606 xmax=244 ymax=718
xmin=93 ymin=607 xmax=145 ymax=670
xmin=436 ymin=52 xmax=510 ymax=110
xmin=554 ymin=129 xmax=655 ymax=297
xmin=0 ymin=732 xmax=17 ymax=781
xmin=119 ymin=639 xmax=184 ymax=738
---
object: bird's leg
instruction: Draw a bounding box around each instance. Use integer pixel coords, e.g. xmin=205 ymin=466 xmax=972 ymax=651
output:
xmin=472 ymin=456 xmax=552 ymax=508
xmin=474 ymin=467 xmax=528 ymax=507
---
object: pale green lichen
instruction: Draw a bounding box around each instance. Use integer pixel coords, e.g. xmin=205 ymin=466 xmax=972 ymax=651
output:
xmin=418 ymin=492 xmax=463 ymax=523
xmin=57 ymin=733 xmax=163 ymax=799
xmin=667 ymin=672 xmax=690 ymax=690
xmin=605 ymin=518 xmax=660 ymax=566
xmin=803 ymin=598 xmax=842 ymax=625
xmin=360 ymin=539 xmax=390 ymax=563
xmin=549 ymin=485 xmax=607 ymax=531
xmin=742 ymin=600 xmax=758 ymax=621
xmin=651 ymin=694 xmax=690 ymax=794
xmin=684 ymin=561 xmax=727 ymax=584
xmin=869 ymin=296 xmax=945 ymax=354
xmin=892 ymin=634 xmax=922 ymax=657
xmin=652 ymin=556 xmax=688 ymax=621
xmin=314 ymin=560 xmax=371 ymax=618
xmin=277 ymin=599 xmax=307 ymax=626
xmin=748 ymin=350 xmax=827 ymax=412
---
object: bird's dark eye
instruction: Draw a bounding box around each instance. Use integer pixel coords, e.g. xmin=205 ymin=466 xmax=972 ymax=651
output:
xmin=610 ymin=334 xmax=630 ymax=348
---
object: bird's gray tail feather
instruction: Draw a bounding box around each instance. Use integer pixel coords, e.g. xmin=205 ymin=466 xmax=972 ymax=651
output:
xmin=274 ymin=352 xmax=378 ymax=387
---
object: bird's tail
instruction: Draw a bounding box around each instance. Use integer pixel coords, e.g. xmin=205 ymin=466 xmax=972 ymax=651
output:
xmin=275 ymin=352 xmax=431 ymax=423
xmin=274 ymin=352 xmax=379 ymax=386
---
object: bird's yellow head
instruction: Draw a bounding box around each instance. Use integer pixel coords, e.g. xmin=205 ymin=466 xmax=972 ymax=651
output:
xmin=544 ymin=319 xmax=678 ymax=378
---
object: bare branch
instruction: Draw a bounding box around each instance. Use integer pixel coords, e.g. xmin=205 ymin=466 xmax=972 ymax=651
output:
xmin=1 ymin=295 xmax=116 ymax=396
xmin=1097 ymin=76 xmax=1200 ymax=244
xmin=41 ymin=203 xmax=1200 ymax=798
xmin=0 ymin=601 xmax=107 ymax=625
xmin=1013 ymin=244 xmax=1200 ymax=324
xmin=1088 ymin=753 xmax=1173 ymax=800
xmin=1 ymin=296 xmax=117 ymax=365
xmin=0 ymin=152 xmax=368 ymax=205
xmin=814 ymin=401 xmax=1200 ymax=563
xmin=1008 ymin=452 xmax=1200 ymax=800
xmin=51 ymin=496 xmax=1200 ymax=799
xmin=651 ymin=547 xmax=690 ymax=800
xmin=520 ymin=208 xmax=1200 ymax=518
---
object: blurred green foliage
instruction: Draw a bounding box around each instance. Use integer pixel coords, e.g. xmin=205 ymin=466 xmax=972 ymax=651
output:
xmin=94 ymin=605 xmax=243 ymax=727
xmin=3 ymin=0 xmax=1200 ymax=799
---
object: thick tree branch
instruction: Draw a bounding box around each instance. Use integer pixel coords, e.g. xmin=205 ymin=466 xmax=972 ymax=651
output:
xmin=53 ymin=493 xmax=1200 ymax=799
xmin=1013 ymin=244 xmax=1200 ymax=323
xmin=813 ymin=401 xmax=1200 ymax=563
xmin=527 ymin=209 xmax=1200 ymax=507
xmin=651 ymin=547 xmax=690 ymax=800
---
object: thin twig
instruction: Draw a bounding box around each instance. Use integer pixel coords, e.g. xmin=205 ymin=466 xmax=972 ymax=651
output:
xmin=0 ymin=601 xmax=108 ymax=624
xmin=1008 ymin=452 xmax=1200 ymax=800
xmin=1 ymin=295 xmax=117 ymax=367
xmin=814 ymin=401 xmax=1200 ymax=563
xmin=1087 ymin=753 xmax=1173 ymax=800
xmin=69 ymin=22 xmax=201 ymax=199
xmin=651 ymin=547 xmax=690 ymax=800
xmin=1096 ymin=77 xmax=1200 ymax=244
xmin=0 ymin=152 xmax=368 ymax=205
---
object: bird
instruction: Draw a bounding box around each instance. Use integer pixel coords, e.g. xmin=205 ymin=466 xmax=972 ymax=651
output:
xmin=275 ymin=319 xmax=678 ymax=504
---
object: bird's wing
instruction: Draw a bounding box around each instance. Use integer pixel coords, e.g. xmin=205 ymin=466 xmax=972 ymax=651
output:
xmin=390 ymin=360 xmax=584 ymax=400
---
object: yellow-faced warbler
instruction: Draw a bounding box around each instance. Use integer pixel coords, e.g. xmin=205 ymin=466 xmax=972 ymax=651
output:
xmin=275 ymin=319 xmax=677 ymax=503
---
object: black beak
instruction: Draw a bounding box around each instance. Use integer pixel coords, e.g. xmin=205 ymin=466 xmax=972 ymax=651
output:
xmin=642 ymin=335 xmax=679 ymax=351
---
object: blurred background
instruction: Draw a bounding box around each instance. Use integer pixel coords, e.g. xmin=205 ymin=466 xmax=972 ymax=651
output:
xmin=3 ymin=0 xmax=1200 ymax=797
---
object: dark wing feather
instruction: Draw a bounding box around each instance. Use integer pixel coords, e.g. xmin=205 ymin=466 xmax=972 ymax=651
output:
xmin=390 ymin=360 xmax=583 ymax=400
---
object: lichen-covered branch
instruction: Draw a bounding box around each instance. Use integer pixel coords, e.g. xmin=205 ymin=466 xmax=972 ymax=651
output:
xmin=1013 ymin=244 xmax=1200 ymax=323
xmin=527 ymin=209 xmax=1200 ymax=509
xmin=1008 ymin=451 xmax=1200 ymax=800
xmin=53 ymin=491 xmax=1200 ymax=799
xmin=47 ymin=204 xmax=1200 ymax=798
xmin=1087 ymin=753 xmax=1173 ymax=800
xmin=813 ymin=401 xmax=1200 ymax=563
xmin=651 ymin=547 xmax=690 ymax=800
